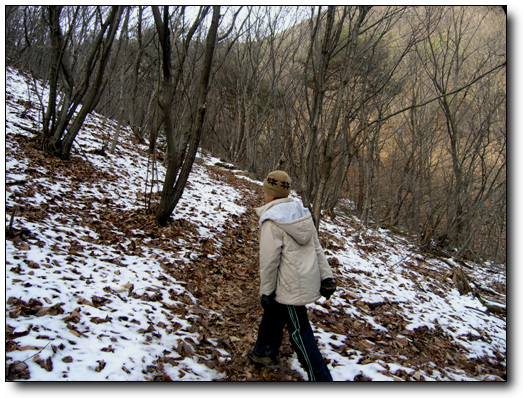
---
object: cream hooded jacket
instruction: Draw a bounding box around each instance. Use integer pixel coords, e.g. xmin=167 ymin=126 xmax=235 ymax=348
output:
xmin=255 ymin=198 xmax=333 ymax=306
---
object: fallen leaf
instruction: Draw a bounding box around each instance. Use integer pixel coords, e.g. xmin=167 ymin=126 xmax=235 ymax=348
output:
xmin=19 ymin=345 xmax=44 ymax=351
xmin=95 ymin=359 xmax=106 ymax=372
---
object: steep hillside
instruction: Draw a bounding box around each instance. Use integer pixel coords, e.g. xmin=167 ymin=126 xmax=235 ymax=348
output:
xmin=5 ymin=67 xmax=506 ymax=381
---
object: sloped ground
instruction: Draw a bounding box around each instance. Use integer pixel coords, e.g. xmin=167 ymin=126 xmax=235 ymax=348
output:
xmin=5 ymin=67 xmax=506 ymax=381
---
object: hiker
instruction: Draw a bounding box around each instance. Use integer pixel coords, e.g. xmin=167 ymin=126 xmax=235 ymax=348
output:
xmin=248 ymin=170 xmax=337 ymax=382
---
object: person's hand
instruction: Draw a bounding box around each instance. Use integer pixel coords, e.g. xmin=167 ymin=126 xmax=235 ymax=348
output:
xmin=320 ymin=278 xmax=336 ymax=299
xmin=261 ymin=292 xmax=276 ymax=309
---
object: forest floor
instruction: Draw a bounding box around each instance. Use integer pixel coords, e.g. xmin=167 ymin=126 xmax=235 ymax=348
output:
xmin=5 ymin=66 xmax=507 ymax=383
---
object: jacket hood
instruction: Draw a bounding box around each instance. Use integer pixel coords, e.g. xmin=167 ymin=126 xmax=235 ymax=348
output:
xmin=255 ymin=198 xmax=315 ymax=245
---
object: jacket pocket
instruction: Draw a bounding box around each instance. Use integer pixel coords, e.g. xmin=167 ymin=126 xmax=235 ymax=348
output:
xmin=278 ymin=270 xmax=291 ymax=292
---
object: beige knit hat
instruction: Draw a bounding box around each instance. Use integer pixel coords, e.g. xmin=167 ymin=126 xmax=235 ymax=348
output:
xmin=263 ymin=170 xmax=292 ymax=198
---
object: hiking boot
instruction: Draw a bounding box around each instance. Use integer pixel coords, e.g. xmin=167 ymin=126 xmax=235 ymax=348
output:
xmin=248 ymin=350 xmax=280 ymax=370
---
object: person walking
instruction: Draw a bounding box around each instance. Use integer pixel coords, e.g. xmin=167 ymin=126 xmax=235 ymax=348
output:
xmin=248 ymin=170 xmax=337 ymax=381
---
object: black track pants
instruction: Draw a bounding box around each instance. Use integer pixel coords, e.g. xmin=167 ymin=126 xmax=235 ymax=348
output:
xmin=253 ymin=302 xmax=333 ymax=381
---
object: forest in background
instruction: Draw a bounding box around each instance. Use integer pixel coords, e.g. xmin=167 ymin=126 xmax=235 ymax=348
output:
xmin=4 ymin=6 xmax=507 ymax=264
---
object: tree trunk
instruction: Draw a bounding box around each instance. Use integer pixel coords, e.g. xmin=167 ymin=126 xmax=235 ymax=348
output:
xmin=41 ymin=6 xmax=63 ymax=144
xmin=156 ymin=6 xmax=221 ymax=226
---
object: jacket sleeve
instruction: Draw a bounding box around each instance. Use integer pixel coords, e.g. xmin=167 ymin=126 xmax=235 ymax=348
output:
xmin=313 ymin=232 xmax=334 ymax=281
xmin=259 ymin=220 xmax=284 ymax=297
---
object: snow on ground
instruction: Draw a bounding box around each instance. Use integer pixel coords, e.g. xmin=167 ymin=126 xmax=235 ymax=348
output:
xmin=313 ymin=206 xmax=506 ymax=379
xmin=4 ymin=67 xmax=506 ymax=384
xmin=5 ymin=67 xmax=242 ymax=381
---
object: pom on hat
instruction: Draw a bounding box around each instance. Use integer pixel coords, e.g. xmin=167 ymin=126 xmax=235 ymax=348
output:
xmin=263 ymin=170 xmax=292 ymax=198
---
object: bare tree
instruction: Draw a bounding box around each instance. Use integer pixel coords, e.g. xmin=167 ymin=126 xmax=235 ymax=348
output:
xmin=153 ymin=6 xmax=222 ymax=226
xmin=41 ymin=6 xmax=124 ymax=159
xmin=298 ymin=6 xmax=417 ymax=228
xmin=412 ymin=6 xmax=506 ymax=255
xmin=5 ymin=6 xmax=49 ymax=74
